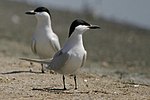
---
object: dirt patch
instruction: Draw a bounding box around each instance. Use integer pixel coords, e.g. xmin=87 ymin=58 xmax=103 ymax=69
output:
xmin=0 ymin=57 xmax=150 ymax=100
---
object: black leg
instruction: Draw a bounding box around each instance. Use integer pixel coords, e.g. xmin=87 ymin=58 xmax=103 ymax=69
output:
xmin=74 ymin=75 xmax=77 ymax=90
xmin=63 ymin=75 xmax=66 ymax=90
xmin=41 ymin=64 xmax=45 ymax=73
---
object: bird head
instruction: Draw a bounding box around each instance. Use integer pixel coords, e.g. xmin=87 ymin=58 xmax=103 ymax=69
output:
xmin=68 ymin=19 xmax=100 ymax=37
xmin=25 ymin=7 xmax=51 ymax=20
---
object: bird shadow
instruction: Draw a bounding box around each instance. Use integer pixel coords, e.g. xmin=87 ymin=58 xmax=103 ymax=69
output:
xmin=32 ymin=87 xmax=69 ymax=94
xmin=1 ymin=70 xmax=43 ymax=75
xmin=32 ymin=87 xmax=90 ymax=94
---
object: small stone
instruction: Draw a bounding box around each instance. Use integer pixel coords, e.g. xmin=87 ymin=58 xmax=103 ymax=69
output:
xmin=134 ymin=84 xmax=139 ymax=88
xmin=84 ymin=79 xmax=88 ymax=82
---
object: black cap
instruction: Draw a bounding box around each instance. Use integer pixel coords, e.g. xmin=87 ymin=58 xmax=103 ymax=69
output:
xmin=69 ymin=19 xmax=90 ymax=37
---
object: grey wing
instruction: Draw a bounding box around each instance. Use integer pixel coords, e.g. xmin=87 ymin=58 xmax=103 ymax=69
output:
xmin=80 ymin=51 xmax=87 ymax=68
xmin=47 ymin=50 xmax=70 ymax=70
xmin=31 ymin=39 xmax=37 ymax=54
xmin=49 ymin=36 xmax=61 ymax=52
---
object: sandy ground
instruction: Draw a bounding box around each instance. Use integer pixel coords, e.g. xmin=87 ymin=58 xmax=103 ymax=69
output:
xmin=0 ymin=57 xmax=150 ymax=100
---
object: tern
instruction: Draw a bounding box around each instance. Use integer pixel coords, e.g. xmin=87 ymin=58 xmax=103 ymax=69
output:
xmin=20 ymin=19 xmax=100 ymax=89
xmin=25 ymin=7 xmax=61 ymax=73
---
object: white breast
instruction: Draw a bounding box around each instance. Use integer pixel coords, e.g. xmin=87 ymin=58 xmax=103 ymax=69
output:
xmin=58 ymin=45 xmax=86 ymax=74
xmin=33 ymin=28 xmax=55 ymax=58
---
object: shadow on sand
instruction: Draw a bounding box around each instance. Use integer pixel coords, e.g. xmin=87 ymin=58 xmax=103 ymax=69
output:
xmin=32 ymin=87 xmax=90 ymax=94
xmin=0 ymin=70 xmax=43 ymax=74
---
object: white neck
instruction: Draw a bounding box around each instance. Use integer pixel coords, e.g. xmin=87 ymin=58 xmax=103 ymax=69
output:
xmin=36 ymin=16 xmax=53 ymax=33
xmin=62 ymin=30 xmax=84 ymax=52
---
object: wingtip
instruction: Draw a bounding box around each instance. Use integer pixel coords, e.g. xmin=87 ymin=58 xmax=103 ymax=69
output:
xmin=19 ymin=57 xmax=51 ymax=64
xmin=19 ymin=57 xmax=27 ymax=60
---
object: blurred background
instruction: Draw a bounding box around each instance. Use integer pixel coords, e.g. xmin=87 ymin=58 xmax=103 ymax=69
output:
xmin=0 ymin=0 xmax=150 ymax=84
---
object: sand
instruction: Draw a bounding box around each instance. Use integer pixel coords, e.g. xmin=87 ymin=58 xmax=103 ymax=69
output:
xmin=0 ymin=57 xmax=150 ymax=100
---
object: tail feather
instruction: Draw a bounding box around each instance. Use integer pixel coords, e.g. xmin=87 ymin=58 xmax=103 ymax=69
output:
xmin=19 ymin=57 xmax=52 ymax=64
